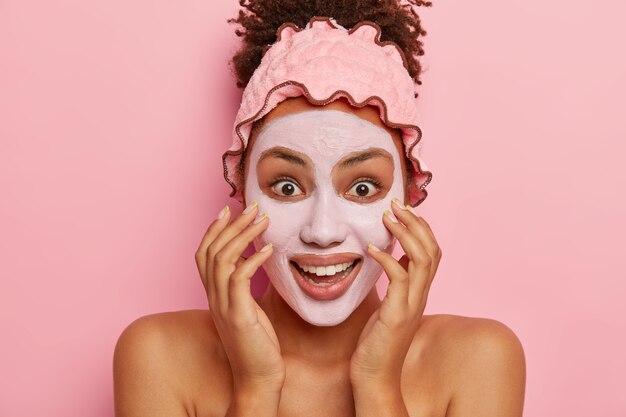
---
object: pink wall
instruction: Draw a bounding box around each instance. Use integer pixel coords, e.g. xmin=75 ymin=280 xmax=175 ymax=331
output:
xmin=1 ymin=1 xmax=624 ymax=415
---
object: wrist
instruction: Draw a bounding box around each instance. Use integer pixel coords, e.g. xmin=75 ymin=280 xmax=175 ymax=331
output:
xmin=350 ymin=366 xmax=400 ymax=390
xmin=227 ymin=384 xmax=283 ymax=417
xmin=352 ymin=377 xmax=400 ymax=397
xmin=352 ymin=381 xmax=408 ymax=417
xmin=234 ymin=375 xmax=285 ymax=397
xmin=233 ymin=370 xmax=285 ymax=391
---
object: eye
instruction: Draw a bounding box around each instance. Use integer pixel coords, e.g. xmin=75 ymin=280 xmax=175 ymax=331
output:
xmin=271 ymin=178 xmax=304 ymax=197
xmin=347 ymin=179 xmax=382 ymax=199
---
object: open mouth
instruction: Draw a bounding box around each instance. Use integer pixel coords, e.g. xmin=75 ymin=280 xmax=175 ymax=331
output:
xmin=288 ymin=255 xmax=363 ymax=301
xmin=290 ymin=259 xmax=360 ymax=286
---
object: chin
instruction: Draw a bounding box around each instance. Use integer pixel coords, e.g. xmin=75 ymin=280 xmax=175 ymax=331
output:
xmin=297 ymin=305 xmax=359 ymax=327
xmin=279 ymin=285 xmax=374 ymax=327
xmin=265 ymin=255 xmax=383 ymax=327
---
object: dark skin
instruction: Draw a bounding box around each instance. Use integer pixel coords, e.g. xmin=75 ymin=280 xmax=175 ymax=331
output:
xmin=113 ymin=97 xmax=526 ymax=417
xmin=255 ymin=145 xmax=397 ymax=206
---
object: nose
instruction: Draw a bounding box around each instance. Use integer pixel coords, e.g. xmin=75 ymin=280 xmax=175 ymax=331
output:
xmin=299 ymin=192 xmax=348 ymax=248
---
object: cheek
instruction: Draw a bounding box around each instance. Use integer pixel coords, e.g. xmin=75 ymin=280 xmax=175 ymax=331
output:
xmin=244 ymin=167 xmax=299 ymax=253
xmin=349 ymin=204 xmax=394 ymax=250
xmin=255 ymin=195 xmax=304 ymax=250
xmin=352 ymin=167 xmax=404 ymax=250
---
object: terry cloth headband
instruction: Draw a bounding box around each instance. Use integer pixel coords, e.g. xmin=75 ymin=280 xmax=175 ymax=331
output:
xmin=223 ymin=16 xmax=432 ymax=207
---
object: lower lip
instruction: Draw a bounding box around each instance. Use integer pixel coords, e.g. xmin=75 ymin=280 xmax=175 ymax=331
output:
xmin=290 ymin=260 xmax=362 ymax=301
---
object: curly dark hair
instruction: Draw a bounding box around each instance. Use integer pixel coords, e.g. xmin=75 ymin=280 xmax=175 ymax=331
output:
xmin=227 ymin=0 xmax=432 ymax=91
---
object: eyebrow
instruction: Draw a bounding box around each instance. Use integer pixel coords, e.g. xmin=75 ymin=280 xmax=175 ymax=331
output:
xmin=337 ymin=149 xmax=393 ymax=169
xmin=259 ymin=147 xmax=308 ymax=166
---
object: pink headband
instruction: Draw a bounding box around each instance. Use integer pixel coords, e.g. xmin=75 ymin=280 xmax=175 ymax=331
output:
xmin=223 ymin=16 xmax=432 ymax=207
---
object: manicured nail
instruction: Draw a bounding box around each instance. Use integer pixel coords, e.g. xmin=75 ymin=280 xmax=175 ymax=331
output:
xmin=403 ymin=204 xmax=418 ymax=216
xmin=391 ymin=197 xmax=407 ymax=210
xmin=260 ymin=243 xmax=273 ymax=253
xmin=242 ymin=201 xmax=258 ymax=215
xmin=368 ymin=243 xmax=380 ymax=252
xmin=253 ymin=212 xmax=268 ymax=224
xmin=384 ymin=210 xmax=398 ymax=223
xmin=217 ymin=205 xmax=229 ymax=220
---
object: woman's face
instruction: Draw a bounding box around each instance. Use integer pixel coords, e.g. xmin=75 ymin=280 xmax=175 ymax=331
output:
xmin=244 ymin=97 xmax=407 ymax=326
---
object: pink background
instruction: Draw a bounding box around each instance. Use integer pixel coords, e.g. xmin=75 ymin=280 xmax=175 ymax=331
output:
xmin=1 ymin=1 xmax=624 ymax=415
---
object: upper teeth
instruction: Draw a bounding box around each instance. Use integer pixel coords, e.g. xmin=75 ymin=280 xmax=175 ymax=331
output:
xmin=297 ymin=261 xmax=355 ymax=277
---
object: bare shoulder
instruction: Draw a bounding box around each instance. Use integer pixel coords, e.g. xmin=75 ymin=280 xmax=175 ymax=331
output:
xmin=415 ymin=314 xmax=526 ymax=417
xmin=113 ymin=310 xmax=229 ymax=417
xmin=419 ymin=314 xmax=525 ymax=357
xmin=114 ymin=310 xmax=223 ymax=366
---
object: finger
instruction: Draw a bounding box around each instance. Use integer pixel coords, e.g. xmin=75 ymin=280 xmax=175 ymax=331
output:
xmin=195 ymin=205 xmax=231 ymax=297
xmin=216 ymin=214 xmax=269 ymax=267
xmin=382 ymin=210 xmax=428 ymax=266
xmin=390 ymin=198 xmax=440 ymax=258
xmin=229 ymin=243 xmax=273 ymax=324
xmin=398 ymin=212 xmax=442 ymax=300
xmin=207 ymin=201 xmax=260 ymax=307
xmin=408 ymin=216 xmax=442 ymax=294
xmin=388 ymin=208 xmax=441 ymax=300
xmin=389 ymin=201 xmax=441 ymax=311
xmin=195 ymin=205 xmax=231 ymax=282
xmin=420 ymin=250 xmax=441 ymax=301
xmin=414 ymin=214 xmax=435 ymax=239
xmin=400 ymin=254 xmax=430 ymax=307
xmin=382 ymin=210 xmax=435 ymax=303
xmin=399 ymin=252 xmax=428 ymax=308
xmin=412 ymin=217 xmax=441 ymax=262
xmin=367 ymin=243 xmax=409 ymax=307
xmin=235 ymin=256 xmax=247 ymax=268
xmin=415 ymin=216 xmax=443 ymax=267
xmin=208 ymin=201 xmax=260 ymax=261
xmin=214 ymin=214 xmax=270 ymax=308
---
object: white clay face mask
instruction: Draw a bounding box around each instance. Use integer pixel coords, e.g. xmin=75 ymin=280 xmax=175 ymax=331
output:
xmin=244 ymin=109 xmax=405 ymax=326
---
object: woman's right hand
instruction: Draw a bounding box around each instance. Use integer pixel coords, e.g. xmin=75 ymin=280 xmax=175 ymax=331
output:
xmin=195 ymin=201 xmax=285 ymax=396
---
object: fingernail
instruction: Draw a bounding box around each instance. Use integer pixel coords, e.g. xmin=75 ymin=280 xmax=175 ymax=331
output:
xmin=384 ymin=210 xmax=398 ymax=223
xmin=391 ymin=197 xmax=407 ymax=210
xmin=368 ymin=243 xmax=380 ymax=252
xmin=242 ymin=201 xmax=258 ymax=215
xmin=253 ymin=212 xmax=268 ymax=224
xmin=403 ymin=204 xmax=418 ymax=217
xmin=260 ymin=243 xmax=273 ymax=253
xmin=217 ymin=205 xmax=229 ymax=220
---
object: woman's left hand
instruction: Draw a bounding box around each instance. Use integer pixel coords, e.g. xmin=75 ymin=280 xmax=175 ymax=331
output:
xmin=350 ymin=197 xmax=442 ymax=390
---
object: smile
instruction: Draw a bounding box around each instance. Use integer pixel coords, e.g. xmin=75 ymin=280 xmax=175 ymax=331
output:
xmin=289 ymin=253 xmax=363 ymax=301
xmin=294 ymin=260 xmax=356 ymax=277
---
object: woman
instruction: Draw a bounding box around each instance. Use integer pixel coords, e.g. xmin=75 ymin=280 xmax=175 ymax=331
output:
xmin=113 ymin=2 xmax=526 ymax=416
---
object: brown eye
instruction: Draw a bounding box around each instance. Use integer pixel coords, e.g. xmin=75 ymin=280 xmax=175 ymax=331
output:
xmin=347 ymin=180 xmax=379 ymax=198
xmin=272 ymin=180 xmax=303 ymax=197
xmin=355 ymin=184 xmax=370 ymax=196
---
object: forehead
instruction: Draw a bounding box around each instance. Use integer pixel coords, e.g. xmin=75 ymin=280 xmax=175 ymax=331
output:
xmin=246 ymin=96 xmax=405 ymax=160
xmin=252 ymin=110 xmax=397 ymax=160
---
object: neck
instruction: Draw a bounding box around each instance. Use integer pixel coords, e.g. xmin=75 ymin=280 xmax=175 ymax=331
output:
xmin=257 ymin=284 xmax=382 ymax=365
